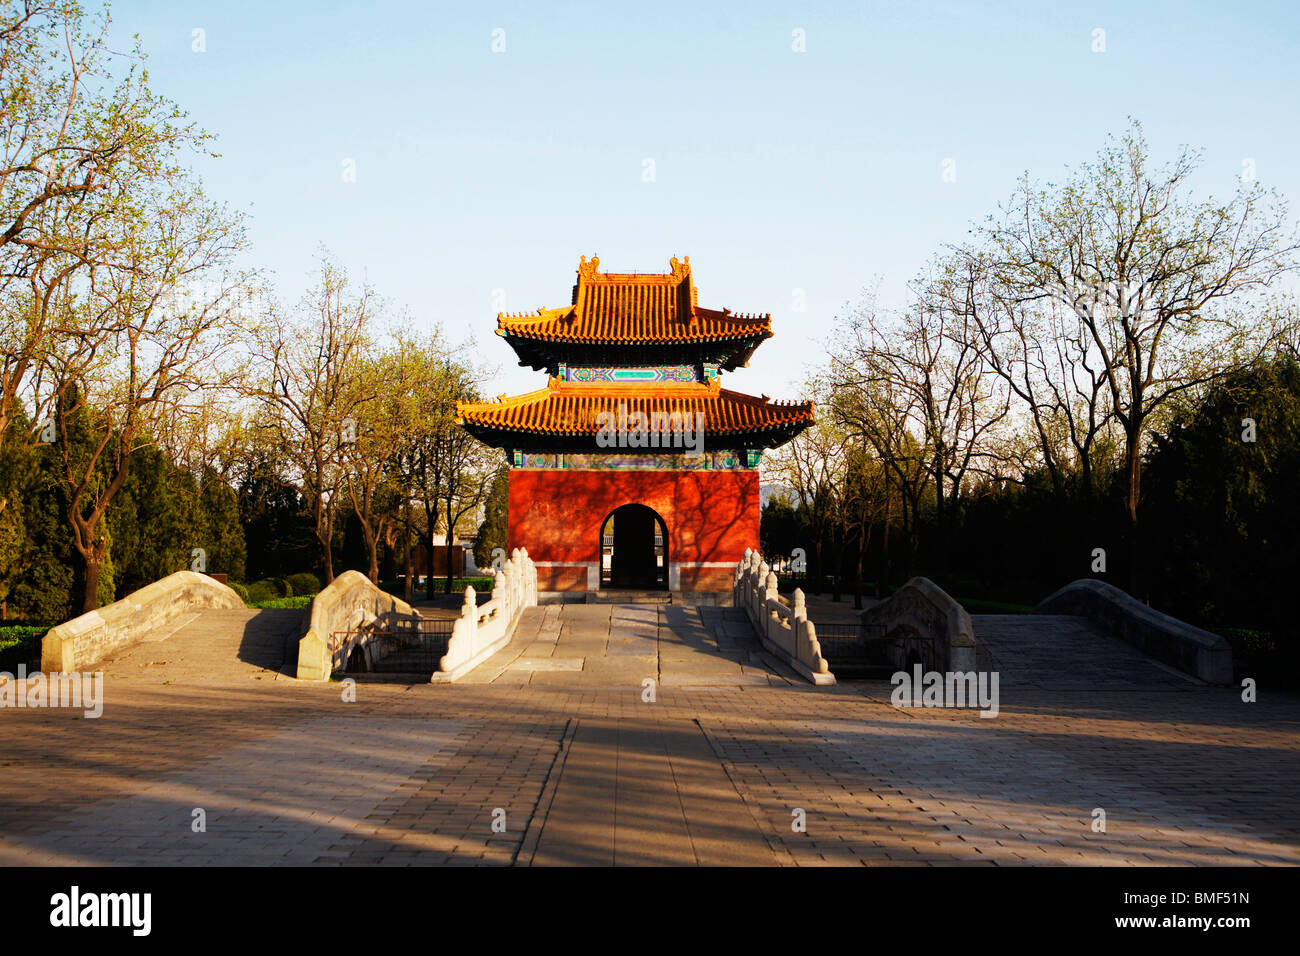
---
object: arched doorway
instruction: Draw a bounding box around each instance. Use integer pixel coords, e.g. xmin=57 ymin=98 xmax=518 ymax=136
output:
xmin=600 ymin=504 xmax=668 ymax=589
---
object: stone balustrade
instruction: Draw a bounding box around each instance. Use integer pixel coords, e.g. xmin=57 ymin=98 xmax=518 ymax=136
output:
xmin=732 ymin=548 xmax=834 ymax=685
xmin=432 ymin=548 xmax=539 ymax=682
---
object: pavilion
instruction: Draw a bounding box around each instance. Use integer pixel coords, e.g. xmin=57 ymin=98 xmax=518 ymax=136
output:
xmin=457 ymin=255 xmax=814 ymax=595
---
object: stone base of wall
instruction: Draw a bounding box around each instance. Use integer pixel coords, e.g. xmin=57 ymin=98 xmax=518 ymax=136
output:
xmin=675 ymin=566 xmax=733 ymax=591
xmin=537 ymin=565 xmax=590 ymax=591
xmin=536 ymin=564 xmax=735 ymax=595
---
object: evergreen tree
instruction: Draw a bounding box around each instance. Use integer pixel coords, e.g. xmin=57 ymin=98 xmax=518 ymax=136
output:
xmin=9 ymin=434 xmax=77 ymax=623
xmin=198 ymin=466 xmax=246 ymax=580
xmin=1144 ymin=355 xmax=1300 ymax=635
xmin=472 ymin=468 xmax=509 ymax=571
xmin=110 ymin=445 xmax=202 ymax=597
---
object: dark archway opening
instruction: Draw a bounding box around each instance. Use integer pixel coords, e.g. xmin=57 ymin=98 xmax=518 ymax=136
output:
xmin=600 ymin=504 xmax=668 ymax=589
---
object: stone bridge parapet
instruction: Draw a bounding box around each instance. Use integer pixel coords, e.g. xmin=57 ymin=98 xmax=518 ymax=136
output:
xmin=296 ymin=571 xmax=418 ymax=681
xmin=41 ymin=570 xmax=245 ymax=673
xmin=1035 ymin=579 xmax=1232 ymax=684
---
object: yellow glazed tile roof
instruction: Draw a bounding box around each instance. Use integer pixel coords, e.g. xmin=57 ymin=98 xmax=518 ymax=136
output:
xmin=496 ymin=255 xmax=773 ymax=346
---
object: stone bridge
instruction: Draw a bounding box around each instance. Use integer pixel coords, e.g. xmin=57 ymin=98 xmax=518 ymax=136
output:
xmin=5 ymin=563 xmax=1289 ymax=868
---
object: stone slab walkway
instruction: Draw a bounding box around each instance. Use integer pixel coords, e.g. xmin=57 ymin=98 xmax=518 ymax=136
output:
xmin=95 ymin=608 xmax=302 ymax=683
xmin=973 ymin=614 xmax=1196 ymax=688
xmin=460 ymin=604 xmax=798 ymax=688
xmin=1 ymin=603 xmax=1297 ymax=866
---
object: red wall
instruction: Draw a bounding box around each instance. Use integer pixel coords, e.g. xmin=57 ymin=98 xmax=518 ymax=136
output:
xmin=508 ymin=468 xmax=759 ymax=589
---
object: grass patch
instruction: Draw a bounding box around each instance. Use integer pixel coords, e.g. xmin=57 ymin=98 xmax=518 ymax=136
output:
xmin=247 ymin=595 xmax=314 ymax=610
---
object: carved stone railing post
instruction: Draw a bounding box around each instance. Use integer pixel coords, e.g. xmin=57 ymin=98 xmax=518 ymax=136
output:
xmin=805 ymin=620 xmax=828 ymax=674
xmin=764 ymin=571 xmax=780 ymax=643
xmin=729 ymin=550 xmax=834 ymax=686
xmin=521 ymin=547 xmax=537 ymax=604
xmin=510 ymin=548 xmax=522 ymax=611
xmin=492 ymin=569 xmax=506 ymax=632
xmin=461 ymin=585 xmax=477 ymax=655
xmin=792 ymin=587 xmax=806 ymax=653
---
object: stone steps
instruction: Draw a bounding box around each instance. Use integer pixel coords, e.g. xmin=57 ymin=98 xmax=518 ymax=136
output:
xmin=586 ymin=590 xmax=671 ymax=604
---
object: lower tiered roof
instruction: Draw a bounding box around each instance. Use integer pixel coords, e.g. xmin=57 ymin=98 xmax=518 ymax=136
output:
xmin=457 ymin=378 xmax=814 ymax=452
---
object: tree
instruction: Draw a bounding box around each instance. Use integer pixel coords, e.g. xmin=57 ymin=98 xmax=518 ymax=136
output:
xmin=828 ymin=290 xmax=1010 ymax=579
xmin=0 ymin=1 xmax=214 ymax=518
xmin=929 ymin=251 xmax=1116 ymax=510
xmin=1143 ymin=352 xmax=1300 ymax=635
xmin=472 ymin=467 xmax=508 ymax=573
xmin=763 ymin=385 xmax=845 ymax=594
xmin=245 ymin=255 xmax=374 ymax=584
xmin=235 ymin=452 xmax=316 ymax=581
xmin=339 ymin=347 xmax=405 ymax=583
xmin=980 ymin=121 xmax=1299 ymax=594
xmin=197 ymin=466 xmax=245 ymax=580
xmin=0 ymin=410 xmax=36 ymax=615
xmin=834 ymin=442 xmax=892 ymax=608
xmin=826 ymin=367 xmax=927 ymax=591
xmin=37 ymin=179 xmax=246 ymax=611
xmin=108 ymin=441 xmax=200 ymax=597
xmin=406 ymin=350 xmax=494 ymax=597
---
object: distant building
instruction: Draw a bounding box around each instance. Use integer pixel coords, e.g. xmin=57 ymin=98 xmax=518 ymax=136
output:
xmin=457 ymin=255 xmax=813 ymax=594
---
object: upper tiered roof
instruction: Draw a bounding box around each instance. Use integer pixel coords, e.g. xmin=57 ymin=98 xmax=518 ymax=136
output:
xmin=496 ymin=255 xmax=773 ymax=371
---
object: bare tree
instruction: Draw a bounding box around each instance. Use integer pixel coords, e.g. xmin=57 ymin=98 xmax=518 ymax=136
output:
xmin=244 ymin=256 xmax=375 ymax=584
xmin=408 ymin=355 xmax=494 ymax=597
xmin=928 ymin=250 xmax=1118 ymax=532
xmin=825 ymin=362 xmax=928 ymax=587
xmin=829 ymin=292 xmax=1012 ymax=575
xmin=981 ymin=121 xmax=1299 ymax=593
xmin=0 ymin=2 xmax=213 ymax=515
xmin=39 ymin=183 xmax=248 ymax=611
xmin=763 ymin=384 xmax=845 ymax=594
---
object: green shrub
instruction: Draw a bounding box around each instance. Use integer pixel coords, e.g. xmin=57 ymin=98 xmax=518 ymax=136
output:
xmin=0 ymin=625 xmax=48 ymax=671
xmin=246 ymin=580 xmax=280 ymax=604
xmin=227 ymin=581 xmax=250 ymax=604
xmin=285 ymin=572 xmax=321 ymax=597
xmin=248 ymin=577 xmax=292 ymax=602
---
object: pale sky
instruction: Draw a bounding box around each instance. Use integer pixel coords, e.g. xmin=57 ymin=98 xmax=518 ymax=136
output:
xmin=117 ymin=0 xmax=1300 ymax=401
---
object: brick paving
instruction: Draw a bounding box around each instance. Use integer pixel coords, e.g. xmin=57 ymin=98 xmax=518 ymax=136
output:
xmin=0 ymin=603 xmax=1297 ymax=866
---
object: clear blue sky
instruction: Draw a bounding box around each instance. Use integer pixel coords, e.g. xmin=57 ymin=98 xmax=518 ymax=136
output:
xmin=117 ymin=0 xmax=1300 ymax=400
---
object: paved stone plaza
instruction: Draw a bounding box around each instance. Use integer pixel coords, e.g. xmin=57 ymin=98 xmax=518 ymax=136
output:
xmin=1 ymin=604 xmax=1297 ymax=866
